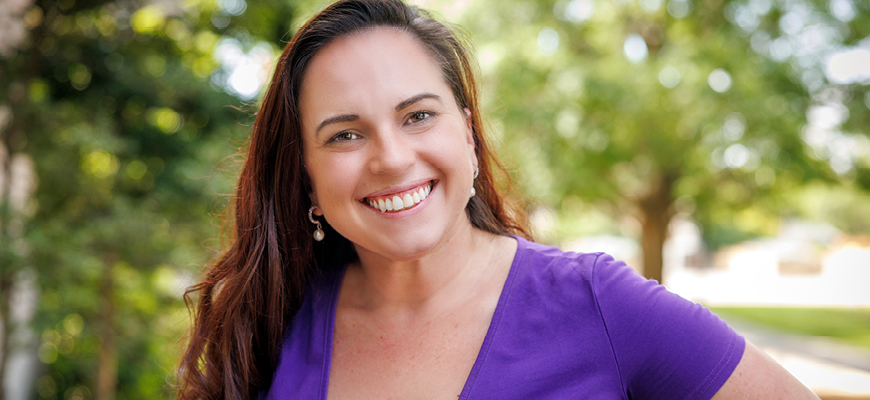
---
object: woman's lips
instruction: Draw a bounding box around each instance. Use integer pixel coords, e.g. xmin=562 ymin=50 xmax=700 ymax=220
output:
xmin=363 ymin=181 xmax=433 ymax=213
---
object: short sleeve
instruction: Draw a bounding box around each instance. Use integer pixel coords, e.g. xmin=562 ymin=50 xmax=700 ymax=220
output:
xmin=591 ymin=254 xmax=745 ymax=400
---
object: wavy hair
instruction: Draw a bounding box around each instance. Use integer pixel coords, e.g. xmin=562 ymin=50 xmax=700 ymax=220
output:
xmin=177 ymin=0 xmax=529 ymax=398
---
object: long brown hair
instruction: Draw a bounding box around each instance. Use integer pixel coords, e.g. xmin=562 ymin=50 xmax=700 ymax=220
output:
xmin=177 ymin=0 xmax=529 ymax=398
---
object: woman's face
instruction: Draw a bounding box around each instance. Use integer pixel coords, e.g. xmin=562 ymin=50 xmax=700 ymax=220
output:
xmin=299 ymin=27 xmax=477 ymax=261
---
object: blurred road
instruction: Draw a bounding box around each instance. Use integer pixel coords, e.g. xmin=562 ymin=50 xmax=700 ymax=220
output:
xmin=719 ymin=314 xmax=870 ymax=400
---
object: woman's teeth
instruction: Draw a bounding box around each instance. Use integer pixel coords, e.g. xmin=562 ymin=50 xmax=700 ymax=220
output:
xmin=367 ymin=183 xmax=432 ymax=213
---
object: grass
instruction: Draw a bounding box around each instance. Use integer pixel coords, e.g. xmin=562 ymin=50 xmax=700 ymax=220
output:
xmin=710 ymin=307 xmax=870 ymax=351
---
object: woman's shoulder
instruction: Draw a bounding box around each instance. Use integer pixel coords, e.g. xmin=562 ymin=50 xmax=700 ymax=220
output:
xmin=511 ymin=236 xmax=628 ymax=289
xmin=503 ymin=236 xmax=643 ymax=322
xmin=512 ymin=237 xmax=714 ymax=326
xmin=506 ymin=237 xmax=746 ymax=399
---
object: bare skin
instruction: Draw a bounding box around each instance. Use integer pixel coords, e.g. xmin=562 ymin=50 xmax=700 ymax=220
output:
xmin=328 ymin=232 xmax=516 ymax=400
xmin=711 ymin=342 xmax=821 ymax=399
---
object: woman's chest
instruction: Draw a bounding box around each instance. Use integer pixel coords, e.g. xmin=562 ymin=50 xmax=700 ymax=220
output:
xmin=326 ymin=309 xmax=491 ymax=400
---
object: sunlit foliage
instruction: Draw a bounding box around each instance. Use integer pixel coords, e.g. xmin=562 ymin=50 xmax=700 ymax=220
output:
xmin=1 ymin=0 xmax=283 ymax=397
xmin=458 ymin=0 xmax=869 ymax=279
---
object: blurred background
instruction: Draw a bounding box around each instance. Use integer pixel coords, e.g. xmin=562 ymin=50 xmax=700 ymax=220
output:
xmin=0 ymin=0 xmax=868 ymax=398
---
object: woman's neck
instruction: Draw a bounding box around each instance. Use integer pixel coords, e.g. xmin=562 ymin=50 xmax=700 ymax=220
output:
xmin=343 ymin=224 xmax=510 ymax=315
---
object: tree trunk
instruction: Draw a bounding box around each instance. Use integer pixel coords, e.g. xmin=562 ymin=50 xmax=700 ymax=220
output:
xmin=0 ymin=275 xmax=10 ymax=400
xmin=637 ymin=172 xmax=678 ymax=283
xmin=1 ymin=8 xmax=39 ymax=396
xmin=95 ymin=255 xmax=117 ymax=400
xmin=0 ymin=109 xmax=14 ymax=400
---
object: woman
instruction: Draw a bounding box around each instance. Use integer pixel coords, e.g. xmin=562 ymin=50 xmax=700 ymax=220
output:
xmin=178 ymin=0 xmax=818 ymax=399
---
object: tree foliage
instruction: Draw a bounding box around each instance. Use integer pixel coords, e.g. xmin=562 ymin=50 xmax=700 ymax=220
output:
xmin=0 ymin=0 xmax=285 ymax=397
xmin=459 ymin=0 xmax=869 ymax=280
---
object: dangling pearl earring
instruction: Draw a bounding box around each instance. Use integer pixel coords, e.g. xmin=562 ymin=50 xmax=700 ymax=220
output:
xmin=308 ymin=206 xmax=325 ymax=241
xmin=470 ymin=163 xmax=479 ymax=198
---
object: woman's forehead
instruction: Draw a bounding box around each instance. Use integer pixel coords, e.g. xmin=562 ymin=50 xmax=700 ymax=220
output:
xmin=298 ymin=27 xmax=455 ymax=120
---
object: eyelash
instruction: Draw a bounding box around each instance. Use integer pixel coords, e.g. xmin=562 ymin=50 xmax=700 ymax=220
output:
xmin=407 ymin=111 xmax=432 ymax=124
xmin=330 ymin=131 xmax=359 ymax=142
xmin=332 ymin=131 xmax=359 ymax=141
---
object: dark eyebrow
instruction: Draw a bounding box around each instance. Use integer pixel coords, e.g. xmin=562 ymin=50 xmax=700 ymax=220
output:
xmin=395 ymin=93 xmax=441 ymax=111
xmin=315 ymin=114 xmax=359 ymax=136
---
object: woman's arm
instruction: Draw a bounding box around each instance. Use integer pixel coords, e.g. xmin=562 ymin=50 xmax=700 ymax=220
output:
xmin=711 ymin=341 xmax=820 ymax=399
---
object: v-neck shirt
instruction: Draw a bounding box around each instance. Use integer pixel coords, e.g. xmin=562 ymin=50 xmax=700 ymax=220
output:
xmin=262 ymin=237 xmax=744 ymax=399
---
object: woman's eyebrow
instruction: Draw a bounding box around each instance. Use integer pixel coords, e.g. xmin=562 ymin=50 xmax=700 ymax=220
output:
xmin=395 ymin=93 xmax=441 ymax=111
xmin=315 ymin=114 xmax=359 ymax=136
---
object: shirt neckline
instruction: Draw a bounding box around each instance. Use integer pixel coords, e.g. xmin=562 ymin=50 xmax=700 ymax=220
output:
xmin=320 ymin=235 xmax=529 ymax=399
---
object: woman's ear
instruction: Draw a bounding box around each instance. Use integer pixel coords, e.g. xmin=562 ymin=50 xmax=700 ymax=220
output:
xmin=308 ymin=192 xmax=323 ymax=216
xmin=463 ymin=108 xmax=474 ymax=147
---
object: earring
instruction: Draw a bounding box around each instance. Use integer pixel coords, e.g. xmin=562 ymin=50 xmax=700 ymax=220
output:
xmin=470 ymin=163 xmax=479 ymax=198
xmin=308 ymin=206 xmax=325 ymax=241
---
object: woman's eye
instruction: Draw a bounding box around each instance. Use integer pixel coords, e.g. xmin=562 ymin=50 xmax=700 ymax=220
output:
xmin=331 ymin=131 xmax=359 ymax=141
xmin=407 ymin=111 xmax=431 ymax=124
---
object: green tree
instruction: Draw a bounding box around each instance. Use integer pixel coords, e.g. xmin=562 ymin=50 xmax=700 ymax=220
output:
xmin=461 ymin=0 xmax=868 ymax=281
xmin=0 ymin=0 xmax=296 ymax=397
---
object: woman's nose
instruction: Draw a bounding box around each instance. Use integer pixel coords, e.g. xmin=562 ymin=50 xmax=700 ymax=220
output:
xmin=368 ymin=128 xmax=415 ymax=176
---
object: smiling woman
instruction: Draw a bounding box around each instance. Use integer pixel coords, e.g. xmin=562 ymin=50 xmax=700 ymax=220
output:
xmin=176 ymin=1 xmax=819 ymax=399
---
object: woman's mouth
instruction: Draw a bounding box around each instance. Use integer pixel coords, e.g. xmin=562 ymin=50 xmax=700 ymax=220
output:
xmin=364 ymin=181 xmax=433 ymax=213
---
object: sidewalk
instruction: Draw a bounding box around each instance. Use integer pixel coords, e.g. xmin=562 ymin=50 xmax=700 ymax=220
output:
xmin=719 ymin=314 xmax=870 ymax=400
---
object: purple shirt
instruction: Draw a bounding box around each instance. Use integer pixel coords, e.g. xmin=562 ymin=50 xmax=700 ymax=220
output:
xmin=264 ymin=237 xmax=744 ymax=399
